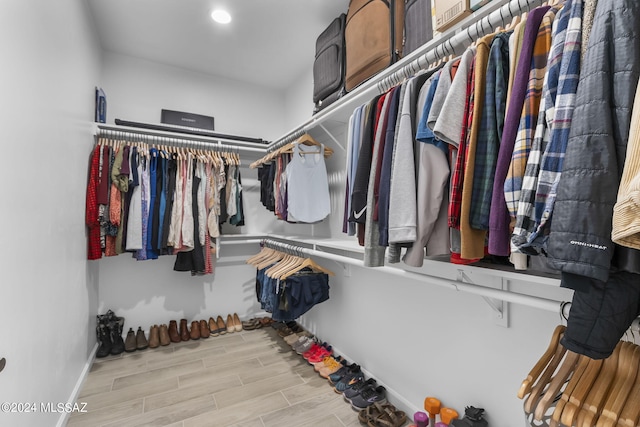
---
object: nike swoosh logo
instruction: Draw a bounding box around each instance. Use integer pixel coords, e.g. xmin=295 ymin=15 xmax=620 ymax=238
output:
xmin=353 ymin=207 xmax=366 ymax=219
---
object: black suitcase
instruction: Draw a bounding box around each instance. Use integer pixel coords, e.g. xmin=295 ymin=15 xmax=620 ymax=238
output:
xmin=313 ymin=14 xmax=346 ymax=113
xmin=404 ymin=0 xmax=434 ymax=56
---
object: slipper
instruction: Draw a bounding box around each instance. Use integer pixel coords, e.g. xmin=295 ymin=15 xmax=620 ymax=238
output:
xmin=368 ymin=404 xmax=407 ymax=427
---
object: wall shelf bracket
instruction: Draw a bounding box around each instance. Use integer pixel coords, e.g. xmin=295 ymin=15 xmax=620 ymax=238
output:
xmin=318 ymin=123 xmax=346 ymax=152
xmin=457 ymin=270 xmax=510 ymax=328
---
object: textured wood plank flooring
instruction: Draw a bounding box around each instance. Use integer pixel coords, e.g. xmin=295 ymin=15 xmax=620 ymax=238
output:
xmin=69 ymin=326 xmax=362 ymax=427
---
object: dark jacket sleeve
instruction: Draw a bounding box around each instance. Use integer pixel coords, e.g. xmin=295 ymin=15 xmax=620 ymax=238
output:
xmin=547 ymin=0 xmax=640 ymax=282
xmin=349 ymin=96 xmax=380 ymax=224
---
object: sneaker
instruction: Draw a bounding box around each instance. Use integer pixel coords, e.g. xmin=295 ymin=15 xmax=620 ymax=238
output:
xmin=319 ymin=358 xmax=347 ymax=378
xmin=294 ymin=338 xmax=317 ymax=355
xmin=290 ymin=335 xmax=311 ymax=349
xmin=343 ymin=378 xmax=377 ymax=402
xmin=350 ymin=385 xmax=387 ymax=410
xmin=328 ymin=363 xmax=359 ymax=385
xmin=313 ymin=355 xmax=335 ymax=371
xmin=302 ymin=342 xmax=329 ymax=359
xmin=307 ymin=347 xmax=332 ymax=364
xmin=334 ymin=368 xmax=364 ymax=393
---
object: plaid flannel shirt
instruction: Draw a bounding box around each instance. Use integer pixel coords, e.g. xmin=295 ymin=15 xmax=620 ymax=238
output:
xmin=511 ymin=4 xmax=570 ymax=252
xmin=448 ymin=53 xmax=476 ymax=228
xmin=470 ymin=32 xmax=511 ymax=230
xmin=503 ymin=8 xmax=558 ymax=228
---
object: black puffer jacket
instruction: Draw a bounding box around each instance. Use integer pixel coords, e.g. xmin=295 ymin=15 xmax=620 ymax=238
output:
xmin=548 ymin=0 xmax=640 ymax=359
xmin=547 ymin=0 xmax=640 ymax=282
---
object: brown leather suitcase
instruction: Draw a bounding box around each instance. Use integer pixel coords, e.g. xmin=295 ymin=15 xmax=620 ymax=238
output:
xmin=345 ymin=0 xmax=404 ymax=92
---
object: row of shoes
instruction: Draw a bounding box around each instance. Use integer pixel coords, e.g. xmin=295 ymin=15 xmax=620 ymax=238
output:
xmin=97 ymin=311 xmax=246 ymax=357
xmin=273 ymin=322 xmax=408 ymax=427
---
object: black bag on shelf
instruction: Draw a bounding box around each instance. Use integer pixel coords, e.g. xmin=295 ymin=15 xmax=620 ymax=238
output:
xmin=313 ymin=14 xmax=347 ymax=114
xmin=404 ymin=0 xmax=434 ymax=56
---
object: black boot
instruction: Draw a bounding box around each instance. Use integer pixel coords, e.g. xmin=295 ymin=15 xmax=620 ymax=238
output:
xmin=96 ymin=323 xmax=113 ymax=358
xmin=110 ymin=320 xmax=125 ymax=355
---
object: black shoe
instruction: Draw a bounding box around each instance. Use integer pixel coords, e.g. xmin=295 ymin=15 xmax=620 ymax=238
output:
xmin=350 ymin=385 xmax=387 ymax=410
xmin=96 ymin=324 xmax=113 ymax=358
xmin=344 ymin=378 xmax=377 ymax=402
xmin=110 ymin=321 xmax=125 ymax=355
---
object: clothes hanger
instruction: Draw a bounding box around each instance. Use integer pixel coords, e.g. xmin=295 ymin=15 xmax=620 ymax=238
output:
xmin=279 ymin=256 xmax=335 ymax=280
xmin=518 ymin=324 xmax=566 ymax=398
xmin=533 ymin=349 xmax=581 ymax=421
xmin=617 ymin=345 xmax=640 ymax=427
xmin=557 ymin=357 xmax=604 ymax=426
xmin=266 ymin=252 xmax=303 ymax=279
xmin=548 ymin=354 xmax=591 ymax=426
xmin=596 ymin=342 xmax=640 ymax=427
xmin=246 ymin=246 xmax=275 ymax=265
xmin=523 ymin=334 xmax=569 ymax=414
xmin=576 ymin=341 xmax=623 ymax=427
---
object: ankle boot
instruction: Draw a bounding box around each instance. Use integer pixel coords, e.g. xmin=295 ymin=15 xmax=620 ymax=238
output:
xmin=199 ymin=320 xmax=210 ymax=338
xmin=168 ymin=320 xmax=181 ymax=343
xmin=110 ymin=321 xmax=125 ymax=355
xmin=159 ymin=324 xmax=170 ymax=346
xmin=96 ymin=323 xmax=113 ymax=358
xmin=148 ymin=325 xmax=160 ymax=348
xmin=124 ymin=328 xmax=137 ymax=352
xmin=179 ymin=319 xmax=190 ymax=341
xmin=190 ymin=321 xmax=201 ymax=340
xmin=136 ymin=327 xmax=149 ymax=350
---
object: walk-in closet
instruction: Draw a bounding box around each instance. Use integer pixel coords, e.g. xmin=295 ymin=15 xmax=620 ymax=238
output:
xmin=3 ymin=0 xmax=640 ymax=426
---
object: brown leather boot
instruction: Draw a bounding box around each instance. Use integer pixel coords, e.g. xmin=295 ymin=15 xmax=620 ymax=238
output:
xmin=148 ymin=325 xmax=160 ymax=348
xmin=124 ymin=328 xmax=137 ymax=352
xmin=190 ymin=321 xmax=200 ymax=340
xmin=159 ymin=324 xmax=170 ymax=346
xmin=136 ymin=327 xmax=149 ymax=350
xmin=216 ymin=316 xmax=227 ymax=335
xmin=179 ymin=319 xmax=190 ymax=341
xmin=200 ymin=320 xmax=210 ymax=338
xmin=168 ymin=320 xmax=180 ymax=343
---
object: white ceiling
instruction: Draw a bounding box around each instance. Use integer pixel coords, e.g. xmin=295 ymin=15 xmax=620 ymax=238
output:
xmin=87 ymin=0 xmax=349 ymax=91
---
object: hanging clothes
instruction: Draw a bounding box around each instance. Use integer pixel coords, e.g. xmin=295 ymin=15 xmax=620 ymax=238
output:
xmin=489 ymin=5 xmax=552 ymax=257
xmin=286 ymin=142 xmax=331 ymax=223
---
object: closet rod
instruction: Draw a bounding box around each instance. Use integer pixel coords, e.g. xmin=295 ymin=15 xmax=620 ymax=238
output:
xmin=267 ymin=0 xmax=543 ymax=150
xmin=95 ymin=124 xmax=267 ymax=154
xmin=260 ymin=239 xmax=564 ymax=314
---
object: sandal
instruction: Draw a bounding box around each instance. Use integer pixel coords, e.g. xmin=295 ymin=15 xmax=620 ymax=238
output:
xmin=368 ymin=404 xmax=407 ymax=427
xmin=358 ymin=402 xmax=385 ymax=424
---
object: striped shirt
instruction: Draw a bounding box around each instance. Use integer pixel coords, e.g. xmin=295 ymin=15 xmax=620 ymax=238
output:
xmin=503 ymin=7 xmax=559 ymax=232
xmin=511 ymin=4 xmax=570 ymax=252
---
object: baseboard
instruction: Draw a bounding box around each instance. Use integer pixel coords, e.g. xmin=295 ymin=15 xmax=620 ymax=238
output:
xmin=56 ymin=343 xmax=98 ymax=427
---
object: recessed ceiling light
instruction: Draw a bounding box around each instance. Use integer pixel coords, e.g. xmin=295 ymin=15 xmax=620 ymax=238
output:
xmin=211 ymin=9 xmax=231 ymax=24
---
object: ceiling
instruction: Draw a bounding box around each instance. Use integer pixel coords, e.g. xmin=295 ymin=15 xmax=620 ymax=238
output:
xmin=87 ymin=0 xmax=349 ymax=91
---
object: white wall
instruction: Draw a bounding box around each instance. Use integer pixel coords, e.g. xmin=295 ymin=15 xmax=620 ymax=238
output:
xmin=0 ymin=0 xmax=102 ymax=426
xmin=284 ymin=68 xmax=315 ymax=132
xmin=101 ymin=51 xmax=287 ymax=140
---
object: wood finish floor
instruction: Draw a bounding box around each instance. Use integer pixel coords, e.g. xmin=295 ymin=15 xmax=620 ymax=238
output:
xmin=68 ymin=326 xmax=362 ymax=427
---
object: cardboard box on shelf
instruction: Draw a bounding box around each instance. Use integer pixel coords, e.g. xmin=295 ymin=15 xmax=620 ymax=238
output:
xmin=433 ymin=0 xmax=471 ymax=32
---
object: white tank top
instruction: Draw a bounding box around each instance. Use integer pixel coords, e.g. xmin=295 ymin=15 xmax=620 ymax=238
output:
xmin=286 ymin=142 xmax=331 ymax=223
